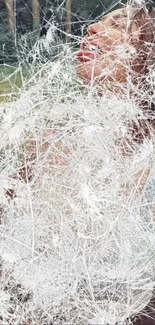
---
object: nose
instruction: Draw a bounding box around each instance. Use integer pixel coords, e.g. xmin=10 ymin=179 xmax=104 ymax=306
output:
xmin=87 ymin=22 xmax=104 ymax=36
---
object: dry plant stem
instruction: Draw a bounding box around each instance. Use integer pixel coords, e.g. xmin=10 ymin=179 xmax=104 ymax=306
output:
xmin=1 ymin=4 xmax=155 ymax=324
xmin=122 ymin=166 xmax=155 ymax=222
xmin=152 ymin=201 xmax=155 ymax=222
xmin=130 ymin=168 xmax=151 ymax=196
xmin=24 ymin=133 xmax=155 ymax=225
xmin=16 ymin=129 xmax=71 ymax=182
xmin=66 ymin=0 xmax=72 ymax=43
xmin=32 ymin=0 xmax=40 ymax=30
xmin=4 ymin=0 xmax=15 ymax=31
xmin=121 ymin=166 xmax=149 ymax=191
xmin=24 ymin=130 xmax=71 ymax=165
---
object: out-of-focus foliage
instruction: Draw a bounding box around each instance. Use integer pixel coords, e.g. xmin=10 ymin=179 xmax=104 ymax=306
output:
xmin=0 ymin=0 xmax=155 ymax=63
xmin=0 ymin=0 xmax=123 ymax=64
xmin=0 ymin=2 xmax=14 ymax=63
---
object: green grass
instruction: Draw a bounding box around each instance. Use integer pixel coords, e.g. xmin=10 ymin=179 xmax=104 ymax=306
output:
xmin=0 ymin=64 xmax=28 ymax=102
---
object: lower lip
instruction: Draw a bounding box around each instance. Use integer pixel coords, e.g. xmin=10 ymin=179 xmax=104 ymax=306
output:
xmin=76 ymin=50 xmax=98 ymax=62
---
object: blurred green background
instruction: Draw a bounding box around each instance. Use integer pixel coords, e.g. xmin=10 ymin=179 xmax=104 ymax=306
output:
xmin=0 ymin=0 xmax=127 ymax=64
xmin=0 ymin=0 xmax=154 ymax=98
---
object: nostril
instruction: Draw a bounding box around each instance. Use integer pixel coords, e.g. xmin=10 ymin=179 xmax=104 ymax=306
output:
xmin=81 ymin=40 xmax=87 ymax=49
xmin=88 ymin=29 xmax=96 ymax=36
xmin=87 ymin=24 xmax=97 ymax=35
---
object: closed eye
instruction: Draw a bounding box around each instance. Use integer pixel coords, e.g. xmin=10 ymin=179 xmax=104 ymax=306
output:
xmin=112 ymin=19 xmax=125 ymax=29
xmin=112 ymin=21 xmax=120 ymax=26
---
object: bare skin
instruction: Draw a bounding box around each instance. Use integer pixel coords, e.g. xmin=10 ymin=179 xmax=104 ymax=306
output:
xmin=76 ymin=6 xmax=155 ymax=219
xmin=76 ymin=8 xmax=129 ymax=86
xmin=5 ymin=6 xmax=155 ymax=222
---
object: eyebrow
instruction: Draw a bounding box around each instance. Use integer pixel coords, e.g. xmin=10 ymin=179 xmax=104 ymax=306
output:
xmin=113 ymin=14 xmax=125 ymax=19
xmin=100 ymin=11 xmax=127 ymax=22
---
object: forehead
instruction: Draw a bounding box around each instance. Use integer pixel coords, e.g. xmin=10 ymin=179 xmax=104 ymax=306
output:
xmin=102 ymin=8 xmax=127 ymax=21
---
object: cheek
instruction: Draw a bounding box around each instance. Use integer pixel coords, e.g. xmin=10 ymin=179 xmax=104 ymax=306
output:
xmin=104 ymin=62 xmax=127 ymax=83
xmin=76 ymin=56 xmax=127 ymax=85
xmin=76 ymin=60 xmax=104 ymax=81
xmin=92 ymin=30 xmax=123 ymax=53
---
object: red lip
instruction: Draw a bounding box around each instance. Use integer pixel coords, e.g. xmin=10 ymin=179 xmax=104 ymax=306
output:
xmin=75 ymin=50 xmax=98 ymax=62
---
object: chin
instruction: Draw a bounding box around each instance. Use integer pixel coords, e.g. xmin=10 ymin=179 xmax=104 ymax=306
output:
xmin=76 ymin=60 xmax=104 ymax=83
xmin=76 ymin=64 xmax=94 ymax=83
xmin=76 ymin=58 xmax=128 ymax=94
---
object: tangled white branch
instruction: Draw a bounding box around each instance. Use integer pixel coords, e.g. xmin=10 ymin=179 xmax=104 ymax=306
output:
xmin=1 ymin=1 xmax=155 ymax=325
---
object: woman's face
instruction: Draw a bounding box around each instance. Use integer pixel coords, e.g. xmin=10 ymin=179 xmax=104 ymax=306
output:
xmin=76 ymin=8 xmax=130 ymax=85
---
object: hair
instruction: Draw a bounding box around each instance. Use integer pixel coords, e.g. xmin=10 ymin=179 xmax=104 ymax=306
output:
xmin=127 ymin=2 xmax=155 ymax=144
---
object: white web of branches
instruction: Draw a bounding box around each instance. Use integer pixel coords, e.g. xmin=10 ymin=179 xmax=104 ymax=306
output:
xmin=0 ymin=0 xmax=155 ymax=324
